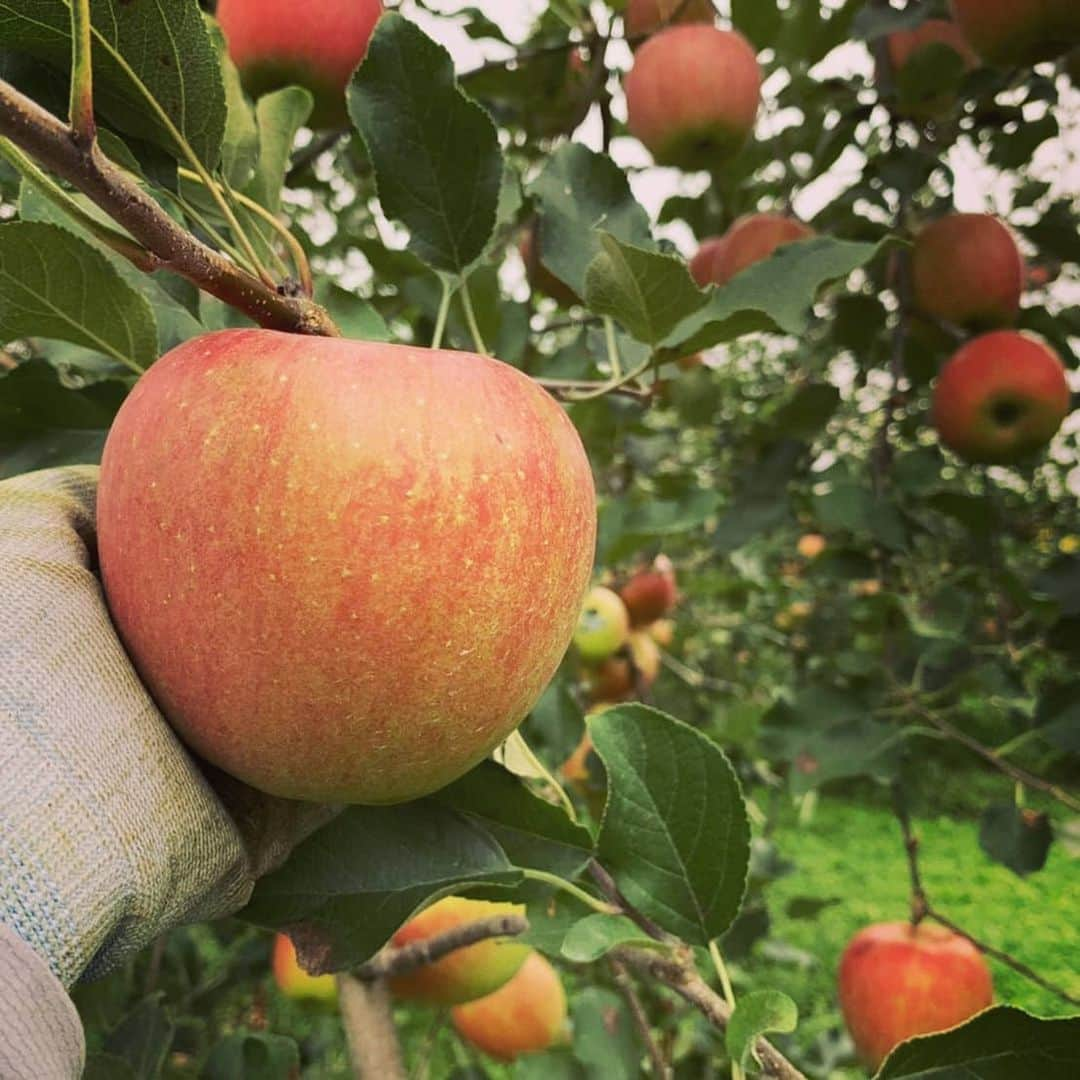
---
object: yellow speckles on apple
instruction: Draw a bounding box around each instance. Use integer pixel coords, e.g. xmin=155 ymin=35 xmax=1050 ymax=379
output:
xmin=341 ymin=568 xmax=352 ymax=579
xmin=251 ymin=423 xmax=262 ymax=432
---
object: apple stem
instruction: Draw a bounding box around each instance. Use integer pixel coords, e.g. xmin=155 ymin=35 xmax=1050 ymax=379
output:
xmin=432 ymin=277 xmax=452 ymax=350
xmin=459 ymin=279 xmax=489 ymax=355
xmin=67 ymin=0 xmax=95 ymax=147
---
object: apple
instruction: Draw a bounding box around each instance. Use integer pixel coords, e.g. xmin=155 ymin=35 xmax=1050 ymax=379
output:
xmin=451 ymin=952 xmax=569 ymax=1062
xmin=520 ymin=223 xmax=579 ymax=307
xmin=932 ymin=331 xmax=1071 ymax=465
xmin=574 ymin=586 xmax=631 ymax=663
xmin=949 ymin=0 xmax=1080 ymax=66
xmin=911 ymin=214 xmax=1024 ymax=329
xmin=387 ymin=897 xmax=530 ymax=1005
xmin=624 ymin=0 xmax=714 ymax=42
xmin=696 ymin=214 xmax=814 ymax=288
xmin=619 ymin=555 xmax=678 ymax=626
xmin=839 ymin=921 xmax=993 ymax=1071
xmin=97 ymin=329 xmax=597 ymax=804
xmin=272 ymin=933 xmax=338 ymax=1005
xmin=624 ymin=25 xmax=761 ymax=170
xmin=586 ymin=630 xmax=661 ymax=702
xmin=797 ymin=533 xmax=826 ymax=560
xmin=217 ymin=0 xmax=383 ymax=129
xmin=774 ymin=600 xmax=812 ymax=633
xmin=885 ymin=18 xmax=978 ymax=116
xmin=690 ymin=237 xmax=725 ymax=287
xmin=648 ymin=618 xmax=676 ymax=647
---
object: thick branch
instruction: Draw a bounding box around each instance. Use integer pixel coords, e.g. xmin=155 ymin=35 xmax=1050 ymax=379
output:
xmin=0 ymin=79 xmax=338 ymax=338
xmin=337 ymin=974 xmax=406 ymax=1080
xmin=355 ymin=914 xmax=528 ymax=983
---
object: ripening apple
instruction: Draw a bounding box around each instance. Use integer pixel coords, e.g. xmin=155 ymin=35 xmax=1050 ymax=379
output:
xmin=697 ymin=214 xmax=814 ymax=288
xmin=586 ymin=630 xmax=662 ymax=702
xmin=624 ymin=0 xmax=714 ymax=42
xmin=911 ymin=214 xmax=1024 ymax=329
xmin=885 ymin=18 xmax=979 ymax=116
xmin=932 ymin=331 xmax=1071 ymax=465
xmin=949 ymin=0 xmax=1080 ymax=66
xmin=217 ymin=0 xmax=383 ymax=129
xmin=97 ymin=330 xmax=596 ymax=804
xmin=272 ymin=933 xmax=338 ymax=1005
xmin=839 ymin=922 xmax=993 ymax=1071
xmin=690 ymin=236 xmax=726 ymax=287
xmin=797 ymin=533 xmax=827 ymax=560
xmin=648 ymin=618 xmax=676 ymax=647
xmin=624 ymin=25 xmax=761 ymax=170
xmin=520 ymin=223 xmax=579 ymax=307
xmin=619 ymin=555 xmax=678 ymax=626
xmin=451 ymin=952 xmax=569 ymax=1062
xmin=387 ymin=897 xmax=530 ymax=1006
xmin=574 ymin=586 xmax=631 ymax=663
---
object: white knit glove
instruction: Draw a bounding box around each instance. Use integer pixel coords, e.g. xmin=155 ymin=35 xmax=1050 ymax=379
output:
xmin=0 ymin=467 xmax=336 ymax=987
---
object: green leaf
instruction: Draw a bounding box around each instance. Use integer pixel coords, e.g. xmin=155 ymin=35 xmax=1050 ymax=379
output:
xmin=560 ymin=913 xmax=657 ymax=963
xmin=572 ymin=988 xmax=641 ymax=1080
xmin=209 ymin=18 xmax=259 ymax=189
xmin=590 ymin=705 xmax=751 ymax=945
xmin=732 ymin=0 xmax=782 ymax=48
xmin=0 ymin=222 xmax=157 ymax=370
xmin=726 ymin=991 xmax=798 ymax=1072
xmin=239 ymin=801 xmax=520 ymax=970
xmin=0 ymin=0 xmax=226 ymax=167
xmin=202 ymin=1033 xmax=300 ymax=1080
xmin=1034 ymin=682 xmax=1080 ymax=753
xmin=244 ymin=88 xmax=314 ymax=216
xmin=348 ymin=13 xmax=503 ymax=274
xmin=104 ymin=997 xmax=174 ymax=1080
xmin=83 ymin=1054 xmax=137 ymax=1080
xmin=436 ymin=760 xmax=594 ymax=880
xmin=0 ymin=360 xmax=128 ymax=437
xmin=529 ymin=142 xmax=653 ymax=301
xmin=314 ymin=283 xmax=391 ymax=342
xmin=584 ymin=234 xmax=708 ymax=347
xmin=876 ymin=1006 xmax=1080 ymax=1078
xmin=978 ymin=803 xmax=1053 ymax=877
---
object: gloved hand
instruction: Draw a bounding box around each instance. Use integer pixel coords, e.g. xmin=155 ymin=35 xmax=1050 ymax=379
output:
xmin=0 ymin=466 xmax=337 ymax=988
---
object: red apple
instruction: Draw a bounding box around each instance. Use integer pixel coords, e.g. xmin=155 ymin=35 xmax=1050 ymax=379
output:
xmin=272 ymin=933 xmax=338 ymax=1005
xmin=586 ymin=630 xmax=662 ymax=702
xmin=624 ymin=25 xmax=761 ymax=170
xmin=624 ymin=0 xmax=714 ymax=43
xmin=949 ymin=0 xmax=1080 ymax=66
xmin=932 ymin=331 xmax=1070 ymax=464
xmin=839 ymin=922 xmax=993 ymax=1071
xmin=885 ymin=18 xmax=979 ymax=115
xmin=97 ymin=329 xmax=596 ymax=804
xmin=702 ymin=213 xmax=814 ymax=287
xmin=911 ymin=213 xmax=1024 ymax=329
xmin=690 ymin=236 xmax=726 ymax=287
xmin=619 ymin=555 xmax=678 ymax=626
xmin=451 ymin=952 xmax=569 ymax=1062
xmin=217 ymin=0 xmax=383 ymax=128
xmin=387 ymin=897 xmax=530 ymax=1005
xmin=520 ymin=223 xmax=579 ymax=307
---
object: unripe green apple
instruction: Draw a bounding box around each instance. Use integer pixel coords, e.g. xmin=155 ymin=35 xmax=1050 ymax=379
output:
xmin=451 ymin=952 xmax=569 ymax=1062
xmin=217 ymin=0 xmax=383 ymax=128
xmin=97 ymin=330 xmax=597 ymax=804
xmin=839 ymin=922 xmax=993 ymax=1071
xmin=624 ymin=25 xmax=761 ymax=170
xmin=272 ymin=933 xmax=338 ymax=1005
xmin=388 ymin=897 xmax=529 ymax=1005
xmin=624 ymin=0 xmax=714 ymax=43
xmin=949 ymin=0 xmax=1080 ymax=66
xmin=932 ymin=331 xmax=1070 ymax=464
xmin=574 ymin=586 xmax=631 ymax=663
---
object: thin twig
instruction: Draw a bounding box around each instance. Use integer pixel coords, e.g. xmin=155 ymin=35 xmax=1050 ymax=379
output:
xmin=609 ymin=957 xmax=672 ymax=1079
xmin=337 ymin=974 xmax=406 ymax=1080
xmin=286 ymin=128 xmax=349 ymax=184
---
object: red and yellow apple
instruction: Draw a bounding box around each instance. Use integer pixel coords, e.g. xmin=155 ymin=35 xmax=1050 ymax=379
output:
xmin=885 ymin=18 xmax=979 ymax=115
xmin=217 ymin=0 xmax=383 ymax=128
xmin=839 ymin=921 xmax=993 ymax=1071
xmin=387 ymin=897 xmax=530 ymax=1006
xmin=624 ymin=25 xmax=761 ymax=170
xmin=97 ymin=329 xmax=596 ymax=804
xmin=624 ymin=0 xmax=714 ymax=42
xmin=911 ymin=213 xmax=1024 ymax=329
xmin=520 ymin=223 xmax=579 ymax=307
xmin=797 ymin=533 xmax=827 ymax=560
xmin=574 ymin=586 xmax=631 ymax=663
xmin=690 ymin=236 xmax=726 ymax=287
xmin=932 ymin=331 xmax=1070 ymax=464
xmin=619 ymin=555 xmax=678 ymax=626
xmin=586 ymin=630 xmax=662 ymax=702
xmin=949 ymin=0 xmax=1080 ymax=66
xmin=697 ymin=214 xmax=814 ymax=288
xmin=272 ymin=933 xmax=338 ymax=1005
xmin=647 ymin=618 xmax=676 ymax=647
xmin=451 ymin=952 xmax=569 ymax=1062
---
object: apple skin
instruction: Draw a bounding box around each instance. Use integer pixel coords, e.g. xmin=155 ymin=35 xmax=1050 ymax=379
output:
xmin=520 ymin=224 xmax=579 ymax=307
xmin=797 ymin=533 xmax=826 ymax=560
xmin=885 ymin=19 xmax=979 ymax=116
xmin=624 ymin=25 xmax=761 ymax=170
xmin=586 ymin=630 xmax=661 ymax=702
xmin=217 ymin=0 xmax=383 ymax=128
xmin=912 ymin=214 xmax=1024 ymax=330
xmin=451 ymin=952 xmax=569 ymax=1062
xmin=625 ymin=0 xmax=714 ymax=42
xmin=839 ymin=921 xmax=993 ymax=1071
xmin=698 ymin=214 xmax=814 ymax=288
xmin=619 ymin=555 xmax=678 ymax=626
xmin=97 ymin=329 xmax=596 ymax=804
xmin=387 ymin=897 xmax=530 ymax=1006
xmin=272 ymin=933 xmax=338 ymax=1005
xmin=950 ymin=0 xmax=1080 ymax=66
xmin=574 ymin=586 xmax=631 ymax=663
xmin=932 ymin=331 xmax=1070 ymax=465
xmin=690 ymin=236 xmax=726 ymax=287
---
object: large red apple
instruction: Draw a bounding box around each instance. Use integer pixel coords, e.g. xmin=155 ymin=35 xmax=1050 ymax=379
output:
xmin=624 ymin=0 xmax=714 ymax=42
xmin=451 ymin=952 xmax=568 ymax=1062
xmin=911 ymin=213 xmax=1024 ymax=329
xmin=839 ymin=922 xmax=993 ymax=1071
xmin=932 ymin=331 xmax=1070 ymax=465
xmin=619 ymin=554 xmax=678 ymax=626
xmin=949 ymin=0 xmax=1080 ymax=66
xmin=97 ymin=329 xmax=596 ymax=804
xmin=699 ymin=213 xmax=814 ymax=288
xmin=624 ymin=25 xmax=761 ymax=170
xmin=387 ymin=897 xmax=529 ymax=1006
xmin=885 ymin=18 xmax=979 ymax=116
xmin=217 ymin=0 xmax=383 ymax=128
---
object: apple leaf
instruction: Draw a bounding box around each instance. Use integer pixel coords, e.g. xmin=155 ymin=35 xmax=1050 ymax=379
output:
xmin=239 ymin=802 xmax=520 ymax=971
xmin=348 ymin=13 xmax=503 ymax=275
xmin=726 ymin=991 xmax=798 ymax=1072
xmin=207 ymin=19 xmax=258 ymax=190
xmin=978 ymin=802 xmax=1053 ymax=877
xmin=590 ymin=705 xmax=751 ymax=945
xmin=529 ymin=142 xmax=654 ymax=301
xmin=519 ymin=894 xmax=594 ymax=958
xmin=572 ymin=988 xmax=641 ymax=1080
xmin=560 ymin=913 xmax=658 ymax=963
xmin=584 ymin=234 xmax=709 ymax=348
xmin=0 ymin=361 xmax=128 ymax=438
xmin=244 ymin=88 xmax=314 ymax=217
xmin=875 ymin=1006 xmax=1080 ymax=1079
xmin=203 ymin=1033 xmax=300 ymax=1080
xmin=103 ymin=997 xmax=174 ymax=1080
